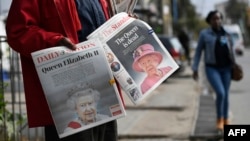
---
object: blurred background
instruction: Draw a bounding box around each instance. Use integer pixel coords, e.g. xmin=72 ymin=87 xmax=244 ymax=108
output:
xmin=1 ymin=0 xmax=250 ymax=69
xmin=1 ymin=0 xmax=250 ymax=141
xmin=2 ymin=0 xmax=250 ymax=43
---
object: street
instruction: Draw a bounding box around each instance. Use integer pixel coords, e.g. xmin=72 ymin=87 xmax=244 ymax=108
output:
xmin=230 ymin=48 xmax=250 ymax=124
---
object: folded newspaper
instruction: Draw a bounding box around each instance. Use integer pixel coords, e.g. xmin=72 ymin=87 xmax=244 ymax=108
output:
xmin=87 ymin=12 xmax=179 ymax=105
xmin=108 ymin=0 xmax=138 ymax=15
xmin=31 ymin=39 xmax=126 ymax=138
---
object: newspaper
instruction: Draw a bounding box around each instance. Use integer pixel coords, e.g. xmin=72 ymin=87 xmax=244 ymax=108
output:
xmin=87 ymin=12 xmax=179 ymax=105
xmin=107 ymin=0 xmax=138 ymax=15
xmin=31 ymin=39 xmax=126 ymax=138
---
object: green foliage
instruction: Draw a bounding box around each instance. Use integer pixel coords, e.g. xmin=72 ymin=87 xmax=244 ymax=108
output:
xmin=176 ymin=0 xmax=196 ymax=18
xmin=225 ymin=0 xmax=248 ymax=24
xmin=172 ymin=0 xmax=208 ymax=39
xmin=0 ymin=82 xmax=26 ymax=141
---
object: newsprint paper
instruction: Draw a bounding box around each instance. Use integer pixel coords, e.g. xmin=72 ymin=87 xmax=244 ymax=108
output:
xmin=31 ymin=39 xmax=126 ymax=138
xmin=107 ymin=0 xmax=138 ymax=15
xmin=87 ymin=12 xmax=179 ymax=105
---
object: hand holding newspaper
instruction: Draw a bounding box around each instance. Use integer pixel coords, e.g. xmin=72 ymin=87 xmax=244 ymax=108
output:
xmin=87 ymin=12 xmax=179 ymax=105
xmin=107 ymin=0 xmax=138 ymax=16
xmin=31 ymin=39 xmax=125 ymax=138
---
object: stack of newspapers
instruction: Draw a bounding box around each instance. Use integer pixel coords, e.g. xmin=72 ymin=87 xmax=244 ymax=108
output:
xmin=31 ymin=12 xmax=179 ymax=138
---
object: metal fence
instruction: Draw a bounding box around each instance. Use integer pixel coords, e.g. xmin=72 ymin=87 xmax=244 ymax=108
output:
xmin=0 ymin=36 xmax=45 ymax=141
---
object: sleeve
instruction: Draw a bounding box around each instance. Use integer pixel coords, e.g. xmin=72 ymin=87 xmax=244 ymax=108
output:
xmin=192 ymin=30 xmax=205 ymax=72
xmin=5 ymin=0 xmax=64 ymax=58
xmin=100 ymin=0 xmax=111 ymax=19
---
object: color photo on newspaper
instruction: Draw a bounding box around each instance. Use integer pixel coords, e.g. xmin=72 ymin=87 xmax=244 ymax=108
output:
xmin=87 ymin=13 xmax=179 ymax=105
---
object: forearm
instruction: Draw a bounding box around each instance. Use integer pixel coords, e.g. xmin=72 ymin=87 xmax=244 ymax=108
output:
xmin=6 ymin=0 xmax=63 ymax=58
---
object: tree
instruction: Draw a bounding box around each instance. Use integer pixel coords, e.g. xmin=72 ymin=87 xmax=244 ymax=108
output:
xmin=225 ymin=0 xmax=247 ymax=24
xmin=171 ymin=0 xmax=207 ymax=39
xmin=225 ymin=0 xmax=250 ymax=45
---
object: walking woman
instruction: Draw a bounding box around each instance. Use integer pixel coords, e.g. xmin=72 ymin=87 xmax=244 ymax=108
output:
xmin=192 ymin=10 xmax=235 ymax=132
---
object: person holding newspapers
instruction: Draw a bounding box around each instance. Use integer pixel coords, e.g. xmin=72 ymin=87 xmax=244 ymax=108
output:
xmin=192 ymin=10 xmax=235 ymax=133
xmin=6 ymin=0 xmax=126 ymax=141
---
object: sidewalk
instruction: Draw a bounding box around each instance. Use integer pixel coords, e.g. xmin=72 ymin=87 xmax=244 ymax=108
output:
xmin=117 ymin=68 xmax=200 ymax=140
xmin=190 ymin=93 xmax=223 ymax=140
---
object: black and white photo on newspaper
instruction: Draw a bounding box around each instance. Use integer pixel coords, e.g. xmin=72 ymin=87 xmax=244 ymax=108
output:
xmin=87 ymin=12 xmax=179 ymax=105
xmin=31 ymin=39 xmax=126 ymax=138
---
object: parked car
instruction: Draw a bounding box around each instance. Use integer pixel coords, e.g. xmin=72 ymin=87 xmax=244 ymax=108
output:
xmin=223 ymin=24 xmax=245 ymax=56
xmin=157 ymin=35 xmax=186 ymax=74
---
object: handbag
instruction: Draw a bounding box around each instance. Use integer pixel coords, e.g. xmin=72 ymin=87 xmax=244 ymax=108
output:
xmin=228 ymin=35 xmax=243 ymax=81
xmin=231 ymin=62 xmax=243 ymax=81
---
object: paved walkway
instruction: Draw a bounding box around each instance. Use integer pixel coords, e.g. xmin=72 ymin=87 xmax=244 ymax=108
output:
xmin=117 ymin=68 xmax=199 ymax=141
xmin=118 ymin=67 xmax=224 ymax=141
xmin=190 ymin=94 xmax=223 ymax=141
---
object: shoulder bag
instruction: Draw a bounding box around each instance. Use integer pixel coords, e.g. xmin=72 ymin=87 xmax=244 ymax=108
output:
xmin=229 ymin=36 xmax=243 ymax=81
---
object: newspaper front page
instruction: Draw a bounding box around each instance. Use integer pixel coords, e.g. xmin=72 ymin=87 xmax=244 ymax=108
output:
xmin=87 ymin=12 xmax=179 ymax=105
xmin=31 ymin=39 xmax=126 ymax=138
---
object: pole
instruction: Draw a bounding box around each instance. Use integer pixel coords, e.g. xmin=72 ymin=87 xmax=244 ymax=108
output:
xmin=172 ymin=0 xmax=178 ymax=23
